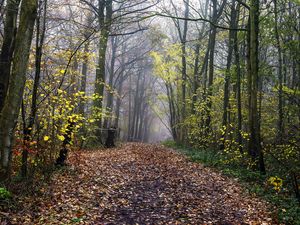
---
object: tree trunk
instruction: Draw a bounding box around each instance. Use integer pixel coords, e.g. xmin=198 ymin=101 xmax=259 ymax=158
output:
xmin=205 ymin=0 xmax=218 ymax=130
xmin=166 ymin=82 xmax=178 ymax=141
xmin=192 ymin=43 xmax=200 ymax=114
xmin=234 ymin=4 xmax=242 ymax=152
xmin=21 ymin=0 xmax=47 ymax=178
xmin=0 ymin=0 xmax=21 ymax=111
xmin=274 ymin=0 xmax=284 ymax=143
xmin=114 ymin=81 xmax=123 ymax=128
xmin=180 ymin=0 xmax=189 ymax=135
xmin=248 ymin=0 xmax=265 ymax=173
xmin=79 ymin=41 xmax=89 ymax=116
xmin=132 ymin=74 xmax=142 ymax=140
xmin=127 ymin=73 xmax=132 ymax=141
xmin=0 ymin=0 xmax=38 ymax=179
xmin=103 ymin=36 xmax=117 ymax=129
xmin=79 ymin=13 xmax=93 ymax=116
xmin=221 ymin=0 xmax=237 ymax=149
xmin=94 ymin=0 xmax=112 ymax=139
xmin=114 ymin=42 xmax=126 ymax=129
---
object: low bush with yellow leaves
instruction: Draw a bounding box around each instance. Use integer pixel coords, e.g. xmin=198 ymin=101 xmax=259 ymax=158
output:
xmin=268 ymin=176 xmax=283 ymax=192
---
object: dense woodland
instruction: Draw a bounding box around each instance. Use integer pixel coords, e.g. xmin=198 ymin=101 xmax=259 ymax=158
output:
xmin=0 ymin=0 xmax=299 ymax=223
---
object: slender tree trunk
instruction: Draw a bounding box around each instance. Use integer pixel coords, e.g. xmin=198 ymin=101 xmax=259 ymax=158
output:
xmin=201 ymin=48 xmax=210 ymax=93
xmin=127 ymin=73 xmax=132 ymax=141
xmin=274 ymin=0 xmax=284 ymax=143
xmin=180 ymin=0 xmax=189 ymax=132
xmin=79 ymin=41 xmax=89 ymax=116
xmin=114 ymin=81 xmax=123 ymax=128
xmin=21 ymin=0 xmax=47 ymax=178
xmin=104 ymin=36 xmax=117 ymax=129
xmin=205 ymin=0 xmax=217 ymax=130
xmin=192 ymin=43 xmax=200 ymax=114
xmin=192 ymin=0 xmax=209 ymax=114
xmin=142 ymin=112 xmax=149 ymax=142
xmin=138 ymin=103 xmax=147 ymax=141
xmin=79 ymin=13 xmax=93 ymax=116
xmin=133 ymin=74 xmax=142 ymax=140
xmin=114 ymin=43 xmax=126 ymax=129
xmin=166 ymin=82 xmax=177 ymax=141
xmin=221 ymin=0 xmax=237 ymax=149
xmin=234 ymin=4 xmax=243 ymax=152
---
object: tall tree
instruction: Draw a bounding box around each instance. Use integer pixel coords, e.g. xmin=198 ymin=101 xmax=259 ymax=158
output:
xmin=94 ymin=0 xmax=113 ymax=138
xmin=0 ymin=0 xmax=21 ymax=111
xmin=273 ymin=0 xmax=284 ymax=143
xmin=103 ymin=36 xmax=118 ymax=129
xmin=205 ymin=0 xmax=226 ymax=129
xmin=181 ymin=0 xmax=189 ymax=129
xmin=248 ymin=0 xmax=265 ymax=173
xmin=21 ymin=0 xmax=47 ymax=178
xmin=169 ymin=0 xmax=189 ymax=142
xmin=0 ymin=0 xmax=38 ymax=179
xmin=233 ymin=4 xmax=242 ymax=152
xmin=221 ymin=0 xmax=238 ymax=149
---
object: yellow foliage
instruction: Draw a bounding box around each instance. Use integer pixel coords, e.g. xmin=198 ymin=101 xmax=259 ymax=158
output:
xmin=43 ymin=136 xmax=50 ymax=141
xmin=57 ymin=135 xmax=65 ymax=142
xmin=268 ymin=176 xmax=283 ymax=192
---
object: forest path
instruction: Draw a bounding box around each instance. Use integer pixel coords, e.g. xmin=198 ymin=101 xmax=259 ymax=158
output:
xmin=5 ymin=143 xmax=274 ymax=224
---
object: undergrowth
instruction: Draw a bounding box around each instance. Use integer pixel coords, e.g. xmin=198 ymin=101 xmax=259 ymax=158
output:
xmin=163 ymin=140 xmax=300 ymax=225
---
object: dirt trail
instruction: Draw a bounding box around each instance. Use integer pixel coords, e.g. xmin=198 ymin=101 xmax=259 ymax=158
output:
xmin=2 ymin=143 xmax=274 ymax=224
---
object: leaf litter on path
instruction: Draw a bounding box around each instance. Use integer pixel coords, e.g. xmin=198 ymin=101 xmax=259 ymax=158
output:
xmin=1 ymin=143 xmax=275 ymax=224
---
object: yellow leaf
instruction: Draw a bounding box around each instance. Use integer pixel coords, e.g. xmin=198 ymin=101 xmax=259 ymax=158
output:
xmin=57 ymin=135 xmax=65 ymax=141
xmin=43 ymin=136 xmax=50 ymax=141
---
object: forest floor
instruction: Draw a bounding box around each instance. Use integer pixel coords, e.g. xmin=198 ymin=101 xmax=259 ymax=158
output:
xmin=1 ymin=143 xmax=275 ymax=224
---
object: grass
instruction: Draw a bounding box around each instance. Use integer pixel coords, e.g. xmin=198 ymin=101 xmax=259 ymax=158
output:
xmin=163 ymin=140 xmax=300 ymax=225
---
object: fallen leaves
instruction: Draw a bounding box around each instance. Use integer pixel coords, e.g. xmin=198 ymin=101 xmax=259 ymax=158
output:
xmin=1 ymin=143 xmax=275 ymax=224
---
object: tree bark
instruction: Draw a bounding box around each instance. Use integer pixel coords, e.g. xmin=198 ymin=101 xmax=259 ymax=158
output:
xmin=205 ymin=0 xmax=217 ymax=130
xmin=103 ymin=36 xmax=117 ymax=129
xmin=114 ymin=81 xmax=123 ymax=128
xmin=0 ymin=0 xmax=38 ymax=179
xmin=248 ymin=0 xmax=265 ymax=173
xmin=94 ymin=0 xmax=112 ymax=139
xmin=180 ymin=0 xmax=189 ymax=132
xmin=166 ymin=81 xmax=178 ymax=142
xmin=221 ymin=0 xmax=237 ymax=150
xmin=274 ymin=0 xmax=284 ymax=143
xmin=127 ymin=73 xmax=132 ymax=141
xmin=21 ymin=0 xmax=47 ymax=178
xmin=192 ymin=43 xmax=200 ymax=114
xmin=234 ymin=4 xmax=242 ymax=152
xmin=79 ymin=41 xmax=89 ymax=116
xmin=0 ymin=0 xmax=21 ymax=111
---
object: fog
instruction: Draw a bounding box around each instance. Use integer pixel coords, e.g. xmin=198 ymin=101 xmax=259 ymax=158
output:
xmin=33 ymin=0 xmax=207 ymax=143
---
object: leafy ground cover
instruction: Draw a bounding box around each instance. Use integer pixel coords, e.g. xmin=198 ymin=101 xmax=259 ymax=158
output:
xmin=1 ymin=143 xmax=275 ymax=224
xmin=162 ymin=140 xmax=300 ymax=224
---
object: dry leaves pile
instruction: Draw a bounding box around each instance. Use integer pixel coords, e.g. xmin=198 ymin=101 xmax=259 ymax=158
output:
xmin=1 ymin=143 xmax=275 ymax=224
